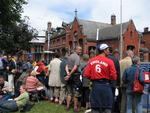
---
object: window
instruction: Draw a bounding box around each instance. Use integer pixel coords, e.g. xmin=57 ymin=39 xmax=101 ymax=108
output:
xmin=74 ymin=31 xmax=78 ymax=47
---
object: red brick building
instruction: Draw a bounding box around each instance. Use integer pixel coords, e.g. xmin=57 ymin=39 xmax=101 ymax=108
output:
xmin=46 ymin=15 xmax=140 ymax=59
xmin=140 ymin=27 xmax=150 ymax=61
xmin=97 ymin=17 xmax=140 ymax=59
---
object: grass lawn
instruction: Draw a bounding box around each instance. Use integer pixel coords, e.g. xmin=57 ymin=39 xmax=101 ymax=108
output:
xmin=14 ymin=101 xmax=85 ymax=113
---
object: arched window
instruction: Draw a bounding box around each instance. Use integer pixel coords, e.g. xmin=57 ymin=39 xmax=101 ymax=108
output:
xmin=130 ymin=31 xmax=133 ymax=38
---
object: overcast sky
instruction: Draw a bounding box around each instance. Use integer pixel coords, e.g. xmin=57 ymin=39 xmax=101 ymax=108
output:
xmin=22 ymin=0 xmax=150 ymax=35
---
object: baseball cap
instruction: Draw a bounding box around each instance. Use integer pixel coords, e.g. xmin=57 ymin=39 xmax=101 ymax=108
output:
xmin=97 ymin=43 xmax=109 ymax=50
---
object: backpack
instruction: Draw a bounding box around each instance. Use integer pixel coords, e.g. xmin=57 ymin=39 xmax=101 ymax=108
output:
xmin=0 ymin=58 xmax=4 ymax=70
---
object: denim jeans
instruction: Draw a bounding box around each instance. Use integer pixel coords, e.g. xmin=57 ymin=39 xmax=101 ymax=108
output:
xmin=126 ymin=93 xmax=143 ymax=113
xmin=0 ymin=100 xmax=18 ymax=112
xmin=0 ymin=93 xmax=13 ymax=101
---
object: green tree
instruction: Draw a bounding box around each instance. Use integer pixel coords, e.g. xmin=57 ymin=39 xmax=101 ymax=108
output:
xmin=0 ymin=18 xmax=37 ymax=54
xmin=0 ymin=0 xmax=27 ymax=25
xmin=0 ymin=0 xmax=37 ymax=54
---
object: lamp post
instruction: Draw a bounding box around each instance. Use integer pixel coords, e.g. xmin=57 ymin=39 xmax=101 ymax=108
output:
xmin=47 ymin=32 xmax=50 ymax=50
xmin=120 ymin=0 xmax=123 ymax=59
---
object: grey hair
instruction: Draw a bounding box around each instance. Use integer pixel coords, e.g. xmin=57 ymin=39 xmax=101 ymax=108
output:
xmin=132 ymin=56 xmax=140 ymax=64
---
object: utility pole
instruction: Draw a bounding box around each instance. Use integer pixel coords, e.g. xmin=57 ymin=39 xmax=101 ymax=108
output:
xmin=47 ymin=32 xmax=50 ymax=50
xmin=120 ymin=0 xmax=123 ymax=59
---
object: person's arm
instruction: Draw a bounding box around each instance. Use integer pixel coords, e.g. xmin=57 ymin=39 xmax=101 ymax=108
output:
xmin=65 ymin=64 xmax=70 ymax=75
xmin=14 ymin=93 xmax=25 ymax=101
xmin=69 ymin=65 xmax=78 ymax=75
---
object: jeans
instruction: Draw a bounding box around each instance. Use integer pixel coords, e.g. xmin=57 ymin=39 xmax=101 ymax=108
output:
xmin=0 ymin=93 xmax=13 ymax=101
xmin=0 ymin=100 xmax=18 ymax=112
xmin=126 ymin=93 xmax=143 ymax=113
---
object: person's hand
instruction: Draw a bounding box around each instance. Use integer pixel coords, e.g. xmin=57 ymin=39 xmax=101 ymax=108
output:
xmin=64 ymin=73 xmax=71 ymax=81
xmin=2 ymin=88 xmax=7 ymax=93
xmin=64 ymin=75 xmax=70 ymax=81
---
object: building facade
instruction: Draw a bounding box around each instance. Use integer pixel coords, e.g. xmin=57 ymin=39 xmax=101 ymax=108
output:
xmin=140 ymin=27 xmax=150 ymax=61
xmin=45 ymin=15 xmax=141 ymax=59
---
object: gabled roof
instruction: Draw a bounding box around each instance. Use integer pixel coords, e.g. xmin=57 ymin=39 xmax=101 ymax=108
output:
xmin=30 ymin=36 xmax=46 ymax=44
xmin=78 ymin=19 xmax=112 ymax=41
xmin=98 ymin=21 xmax=130 ymax=41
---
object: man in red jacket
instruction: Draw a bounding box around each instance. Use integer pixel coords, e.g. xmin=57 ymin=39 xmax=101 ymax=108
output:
xmin=84 ymin=43 xmax=116 ymax=113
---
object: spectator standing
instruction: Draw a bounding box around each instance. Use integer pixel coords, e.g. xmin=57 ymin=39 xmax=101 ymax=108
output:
xmin=122 ymin=56 xmax=144 ymax=113
xmin=48 ymin=53 xmax=62 ymax=103
xmin=84 ymin=43 xmax=116 ymax=113
xmin=65 ymin=46 xmax=82 ymax=112
xmin=108 ymin=47 xmax=120 ymax=113
xmin=80 ymin=54 xmax=90 ymax=110
xmin=59 ymin=48 xmax=68 ymax=104
xmin=36 ymin=60 xmax=46 ymax=85
xmin=120 ymin=50 xmax=134 ymax=113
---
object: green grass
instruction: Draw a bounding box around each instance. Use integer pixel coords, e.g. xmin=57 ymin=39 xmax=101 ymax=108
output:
xmin=14 ymin=101 xmax=85 ymax=113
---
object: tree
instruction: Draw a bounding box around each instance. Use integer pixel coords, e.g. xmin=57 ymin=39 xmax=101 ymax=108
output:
xmin=0 ymin=0 xmax=27 ymax=26
xmin=0 ymin=0 xmax=37 ymax=54
xmin=0 ymin=18 xmax=37 ymax=54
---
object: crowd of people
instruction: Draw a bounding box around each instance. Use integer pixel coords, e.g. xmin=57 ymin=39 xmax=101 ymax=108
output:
xmin=0 ymin=43 xmax=146 ymax=113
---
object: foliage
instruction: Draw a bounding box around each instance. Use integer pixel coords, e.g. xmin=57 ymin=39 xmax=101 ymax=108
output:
xmin=0 ymin=0 xmax=27 ymax=25
xmin=0 ymin=18 xmax=37 ymax=54
xmin=0 ymin=0 xmax=37 ymax=54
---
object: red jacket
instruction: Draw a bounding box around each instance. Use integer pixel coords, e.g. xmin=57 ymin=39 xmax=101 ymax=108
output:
xmin=84 ymin=55 xmax=116 ymax=81
xmin=36 ymin=61 xmax=46 ymax=73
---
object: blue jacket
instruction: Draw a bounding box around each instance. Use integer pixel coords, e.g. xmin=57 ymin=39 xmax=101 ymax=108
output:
xmin=122 ymin=64 xmax=144 ymax=94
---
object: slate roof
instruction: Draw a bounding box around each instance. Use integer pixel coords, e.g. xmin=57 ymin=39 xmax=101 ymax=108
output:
xmin=49 ymin=18 xmax=130 ymax=42
xmin=78 ymin=19 xmax=112 ymax=41
xmin=98 ymin=21 xmax=129 ymax=41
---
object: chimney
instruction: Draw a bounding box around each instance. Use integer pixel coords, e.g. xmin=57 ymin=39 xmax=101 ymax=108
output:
xmin=47 ymin=22 xmax=51 ymax=32
xmin=111 ymin=15 xmax=116 ymax=25
xmin=144 ymin=27 xmax=149 ymax=33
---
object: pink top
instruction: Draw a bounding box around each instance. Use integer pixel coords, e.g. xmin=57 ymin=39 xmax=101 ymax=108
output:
xmin=25 ymin=76 xmax=39 ymax=92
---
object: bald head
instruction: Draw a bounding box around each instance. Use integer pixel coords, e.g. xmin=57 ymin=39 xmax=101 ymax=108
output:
xmin=126 ymin=50 xmax=134 ymax=58
xmin=75 ymin=46 xmax=82 ymax=55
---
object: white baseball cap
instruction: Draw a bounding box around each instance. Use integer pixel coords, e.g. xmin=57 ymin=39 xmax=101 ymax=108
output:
xmin=98 ymin=43 xmax=109 ymax=50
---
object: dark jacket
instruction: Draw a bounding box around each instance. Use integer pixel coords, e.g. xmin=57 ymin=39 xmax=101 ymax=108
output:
xmin=81 ymin=62 xmax=90 ymax=87
xmin=60 ymin=57 xmax=68 ymax=84
xmin=108 ymin=54 xmax=120 ymax=86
